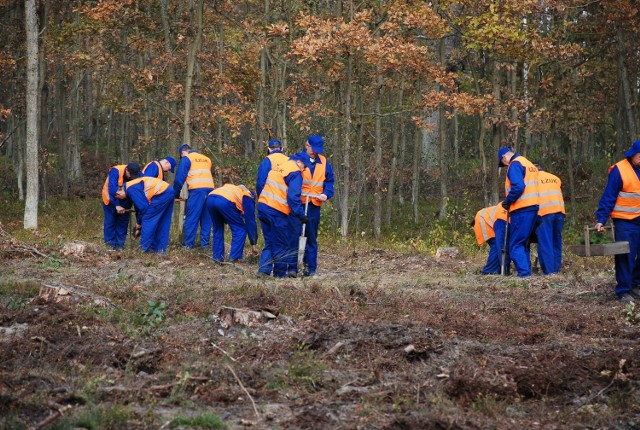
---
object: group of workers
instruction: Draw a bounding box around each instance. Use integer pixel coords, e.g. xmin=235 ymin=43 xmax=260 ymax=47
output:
xmin=474 ymin=147 xmax=566 ymax=279
xmin=475 ymin=140 xmax=640 ymax=304
xmin=101 ymin=135 xmax=334 ymax=278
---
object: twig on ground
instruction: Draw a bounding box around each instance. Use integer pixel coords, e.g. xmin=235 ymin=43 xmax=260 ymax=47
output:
xmin=211 ymin=342 xmax=237 ymax=362
xmin=226 ymin=364 xmax=259 ymax=420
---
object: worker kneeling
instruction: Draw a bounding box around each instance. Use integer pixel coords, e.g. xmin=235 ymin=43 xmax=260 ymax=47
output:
xmin=206 ymin=184 xmax=258 ymax=263
xmin=116 ymin=177 xmax=174 ymax=253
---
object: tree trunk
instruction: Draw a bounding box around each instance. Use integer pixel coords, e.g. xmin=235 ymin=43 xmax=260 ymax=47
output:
xmin=340 ymin=52 xmax=353 ymax=238
xmin=373 ymin=74 xmax=383 ymax=237
xmin=412 ymin=126 xmax=422 ymax=224
xmin=24 ymin=0 xmax=39 ymax=229
xmin=183 ymin=0 xmax=203 ymax=146
xmin=617 ymin=26 xmax=637 ymax=141
xmin=160 ymin=0 xmax=178 ymax=147
xmin=386 ymin=78 xmax=403 ymax=225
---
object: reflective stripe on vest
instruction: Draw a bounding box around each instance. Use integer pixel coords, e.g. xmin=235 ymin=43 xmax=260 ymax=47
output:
xmin=473 ymin=204 xmax=507 ymax=245
xmin=185 ymin=152 xmax=215 ymax=190
xmin=537 ymin=171 xmax=565 ymax=216
xmin=101 ymin=165 xmax=126 ymax=205
xmin=267 ymin=152 xmax=289 ymax=172
xmin=143 ymin=160 xmax=163 ymax=180
xmin=505 ymin=156 xmax=540 ymax=211
xmin=302 ymin=154 xmax=327 ymax=206
xmin=258 ymin=160 xmax=301 ymax=215
xmin=610 ymin=159 xmax=640 ymax=219
xmin=209 ymin=184 xmax=252 ymax=214
xmin=126 ymin=177 xmax=170 ymax=203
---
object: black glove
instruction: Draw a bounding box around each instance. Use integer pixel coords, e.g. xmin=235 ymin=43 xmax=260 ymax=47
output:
xmin=299 ymin=215 xmax=309 ymax=224
xmin=501 ymin=201 xmax=511 ymax=211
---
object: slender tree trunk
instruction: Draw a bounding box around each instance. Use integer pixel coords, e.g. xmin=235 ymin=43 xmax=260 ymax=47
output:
xmin=340 ymin=53 xmax=353 ymax=237
xmin=373 ymin=74 xmax=383 ymax=237
xmin=617 ymin=26 xmax=637 ymax=140
xmin=412 ymin=126 xmax=422 ymax=224
xmin=438 ymin=104 xmax=448 ymax=219
xmin=183 ymin=0 xmax=203 ymax=146
xmin=386 ymin=79 xmax=403 ymax=225
xmin=160 ymin=0 xmax=178 ymax=147
xmin=24 ymin=0 xmax=39 ymax=229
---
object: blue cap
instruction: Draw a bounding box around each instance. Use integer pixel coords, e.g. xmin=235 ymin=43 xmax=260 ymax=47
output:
xmin=307 ymin=135 xmax=324 ymax=154
xmin=498 ymin=146 xmax=513 ymax=167
xmin=165 ymin=156 xmax=177 ymax=173
xmin=624 ymin=140 xmax=640 ymax=158
xmin=178 ymin=144 xmax=191 ymax=156
xmin=290 ymin=152 xmax=312 ymax=169
xmin=126 ymin=162 xmax=141 ymax=178
xmin=268 ymin=139 xmax=282 ymax=148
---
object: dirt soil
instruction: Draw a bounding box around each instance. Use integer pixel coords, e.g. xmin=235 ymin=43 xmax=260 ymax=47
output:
xmin=1 ymin=237 xmax=640 ymax=429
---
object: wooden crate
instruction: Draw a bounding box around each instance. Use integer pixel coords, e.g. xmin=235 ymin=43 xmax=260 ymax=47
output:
xmin=567 ymin=224 xmax=629 ymax=257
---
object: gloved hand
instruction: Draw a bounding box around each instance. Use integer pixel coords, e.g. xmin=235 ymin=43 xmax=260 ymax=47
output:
xmin=501 ymin=201 xmax=511 ymax=211
xmin=134 ymin=224 xmax=142 ymax=238
xmin=299 ymin=215 xmax=309 ymax=224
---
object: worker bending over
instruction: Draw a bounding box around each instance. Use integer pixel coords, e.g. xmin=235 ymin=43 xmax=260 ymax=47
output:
xmin=101 ymin=162 xmax=140 ymax=249
xmin=117 ymin=177 xmax=174 ymax=254
xmin=206 ymin=184 xmax=258 ymax=263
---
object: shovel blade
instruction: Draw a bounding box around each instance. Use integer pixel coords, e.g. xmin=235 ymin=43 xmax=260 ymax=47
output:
xmin=297 ymin=236 xmax=307 ymax=268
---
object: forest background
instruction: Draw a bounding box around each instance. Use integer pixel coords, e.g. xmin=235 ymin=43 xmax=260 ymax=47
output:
xmin=1 ymin=0 xmax=639 ymax=243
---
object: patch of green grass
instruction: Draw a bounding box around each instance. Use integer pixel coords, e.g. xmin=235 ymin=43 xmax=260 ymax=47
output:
xmin=47 ymin=404 xmax=131 ymax=430
xmin=0 ymin=279 xmax=40 ymax=308
xmin=284 ymin=346 xmax=326 ymax=391
xmin=170 ymin=412 xmax=227 ymax=429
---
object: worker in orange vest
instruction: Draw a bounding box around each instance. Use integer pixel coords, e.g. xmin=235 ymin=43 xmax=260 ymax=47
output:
xmin=101 ymin=162 xmax=140 ymax=249
xmin=595 ymin=140 xmax=640 ymax=303
xmin=174 ymin=144 xmax=215 ymax=248
xmin=257 ymin=153 xmax=310 ymax=278
xmin=116 ymin=177 xmax=174 ymax=253
xmin=473 ymin=203 xmax=509 ymax=274
xmin=534 ymin=165 xmax=565 ymax=275
xmin=295 ymin=135 xmax=334 ymax=276
xmin=498 ymin=146 xmax=540 ymax=277
xmin=142 ymin=156 xmax=176 ymax=180
xmin=206 ymin=184 xmax=258 ymax=263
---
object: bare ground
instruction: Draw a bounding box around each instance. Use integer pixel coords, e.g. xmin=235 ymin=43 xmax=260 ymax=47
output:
xmin=1 ymin=237 xmax=640 ymax=429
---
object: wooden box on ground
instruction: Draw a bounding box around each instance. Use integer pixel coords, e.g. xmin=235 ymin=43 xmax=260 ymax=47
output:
xmin=567 ymin=224 xmax=629 ymax=257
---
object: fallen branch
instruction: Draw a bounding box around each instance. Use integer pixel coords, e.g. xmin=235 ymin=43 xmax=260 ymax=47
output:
xmin=211 ymin=342 xmax=237 ymax=362
xmin=226 ymin=364 xmax=259 ymax=420
xmin=0 ymin=222 xmax=49 ymax=258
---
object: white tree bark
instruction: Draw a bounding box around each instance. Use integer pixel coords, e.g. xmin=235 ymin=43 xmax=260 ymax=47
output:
xmin=24 ymin=0 xmax=39 ymax=229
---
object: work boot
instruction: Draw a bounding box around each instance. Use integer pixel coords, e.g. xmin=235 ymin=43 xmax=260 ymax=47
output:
xmin=256 ymin=271 xmax=270 ymax=279
xmin=287 ymin=271 xmax=298 ymax=278
xmin=618 ymin=293 xmax=635 ymax=304
xmin=630 ymin=288 xmax=640 ymax=299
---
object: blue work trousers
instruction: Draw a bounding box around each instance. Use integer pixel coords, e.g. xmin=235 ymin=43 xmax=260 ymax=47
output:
xmin=508 ymin=209 xmax=538 ymax=277
xmin=140 ymin=190 xmax=174 ymax=253
xmin=536 ymin=213 xmax=564 ymax=274
xmin=302 ymin=203 xmax=321 ymax=274
xmin=103 ymin=203 xmax=131 ymax=249
xmin=207 ymin=195 xmax=247 ymax=262
xmin=183 ymin=188 xmax=213 ymax=248
xmin=483 ymin=220 xmax=509 ymax=274
xmin=258 ymin=210 xmax=296 ymax=277
xmin=613 ymin=218 xmax=640 ymax=297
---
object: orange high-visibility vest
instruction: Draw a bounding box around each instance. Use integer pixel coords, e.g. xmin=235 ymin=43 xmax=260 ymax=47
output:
xmin=258 ymin=160 xmax=301 ymax=215
xmin=125 ymin=177 xmax=170 ymax=203
xmin=143 ymin=160 xmax=163 ymax=180
xmin=538 ymin=171 xmax=565 ymax=216
xmin=302 ymin=154 xmax=327 ymax=206
xmin=474 ymin=204 xmax=508 ymax=245
xmin=610 ymin=159 xmax=640 ymax=220
xmin=505 ymin=156 xmax=540 ymax=211
xmin=185 ymin=152 xmax=215 ymax=190
xmin=267 ymin=152 xmax=289 ymax=172
xmin=101 ymin=165 xmax=126 ymax=205
xmin=209 ymin=184 xmax=253 ymax=214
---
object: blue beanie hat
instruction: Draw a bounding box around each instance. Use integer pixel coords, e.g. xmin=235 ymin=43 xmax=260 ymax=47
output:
xmin=498 ymin=146 xmax=513 ymax=167
xmin=178 ymin=144 xmax=191 ymax=156
xmin=307 ymin=135 xmax=324 ymax=154
xmin=268 ymin=139 xmax=282 ymax=148
xmin=164 ymin=156 xmax=177 ymax=173
xmin=290 ymin=152 xmax=312 ymax=169
xmin=126 ymin=162 xmax=141 ymax=178
xmin=624 ymin=140 xmax=640 ymax=158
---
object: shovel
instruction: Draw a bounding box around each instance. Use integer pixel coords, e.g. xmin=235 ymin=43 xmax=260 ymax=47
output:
xmin=501 ymin=212 xmax=510 ymax=276
xmin=297 ymin=196 xmax=310 ymax=273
